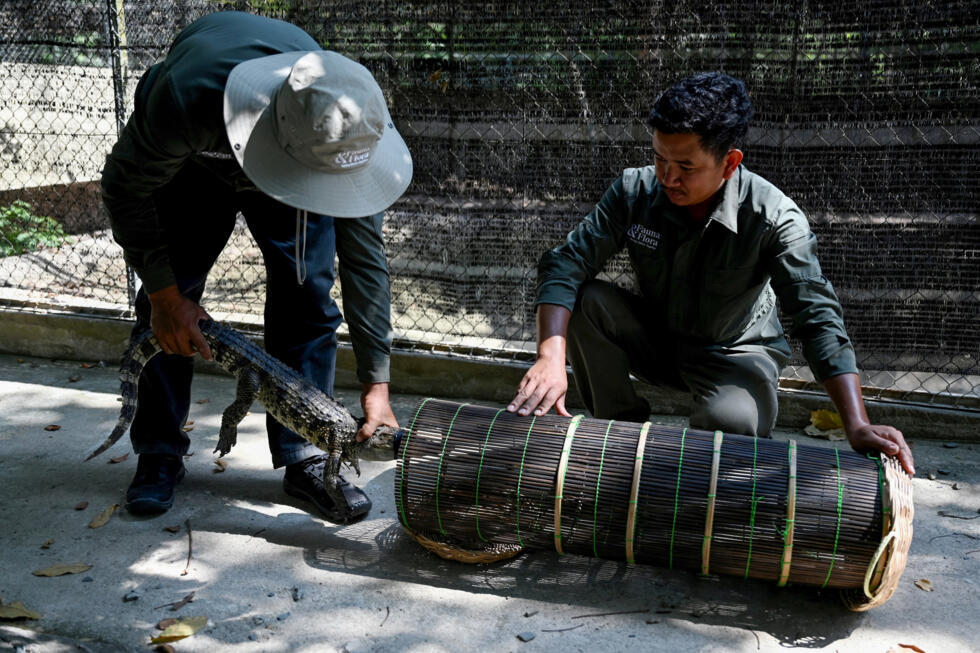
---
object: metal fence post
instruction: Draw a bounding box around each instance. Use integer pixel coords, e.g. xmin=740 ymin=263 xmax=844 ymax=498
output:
xmin=104 ymin=0 xmax=137 ymax=308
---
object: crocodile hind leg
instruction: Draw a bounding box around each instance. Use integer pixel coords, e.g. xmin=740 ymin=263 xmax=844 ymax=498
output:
xmin=214 ymin=368 xmax=260 ymax=456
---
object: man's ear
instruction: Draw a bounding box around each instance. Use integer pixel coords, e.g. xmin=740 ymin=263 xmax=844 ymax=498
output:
xmin=723 ymin=149 xmax=743 ymax=179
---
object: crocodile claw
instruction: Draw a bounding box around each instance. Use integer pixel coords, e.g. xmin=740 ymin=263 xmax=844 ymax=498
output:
xmin=355 ymin=424 xmax=404 ymax=461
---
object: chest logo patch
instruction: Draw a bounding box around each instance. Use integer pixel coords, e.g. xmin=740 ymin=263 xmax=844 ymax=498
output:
xmin=627 ymin=224 xmax=662 ymax=251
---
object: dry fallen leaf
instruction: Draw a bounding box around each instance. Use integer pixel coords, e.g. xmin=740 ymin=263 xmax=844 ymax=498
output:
xmin=33 ymin=563 xmax=92 ymax=577
xmin=169 ymin=592 xmax=196 ymax=612
xmin=182 ymin=425 xmax=194 ymax=432
xmin=804 ymin=423 xmax=846 ymax=441
xmin=74 ymin=501 xmax=88 ymax=511
xmin=43 ymin=425 xmax=61 ymax=432
xmin=914 ymin=578 xmax=934 ymax=592
xmin=898 ymin=644 xmax=927 ymax=653
xmin=809 ymin=409 xmax=844 ymax=431
xmin=195 ymin=398 xmax=209 ymax=404
xmin=163 ymin=525 xmax=181 ymax=534
xmin=150 ymin=616 xmax=207 ymax=644
xmin=68 ymin=375 xmax=81 ymax=383
xmin=88 ymin=504 xmax=119 ymax=529
xmin=109 ymin=453 xmax=129 ymax=464
xmin=80 ymin=362 xmax=96 ymax=368
xmin=213 ymin=459 xmax=227 ymax=473
xmin=0 ymin=601 xmax=42 ymax=620
xmin=185 ymin=421 xmax=194 ymax=426
xmin=40 ymin=539 xmax=54 ymax=550
xmin=157 ymin=618 xmax=178 ymax=630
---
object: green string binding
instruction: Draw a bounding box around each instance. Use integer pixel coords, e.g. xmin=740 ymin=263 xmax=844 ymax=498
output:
xmin=743 ymin=434 xmax=761 ymax=580
xmin=474 ymin=408 xmax=506 ymax=543
xmin=867 ymin=452 xmax=890 ymax=516
xmin=397 ymin=397 xmax=433 ymax=529
xmin=591 ymin=420 xmax=615 ymax=558
xmin=434 ymin=403 xmax=469 ymax=536
xmin=515 ymin=415 xmax=537 ymax=548
xmin=668 ymin=427 xmax=688 ymax=569
xmin=821 ymin=447 xmax=845 ymax=588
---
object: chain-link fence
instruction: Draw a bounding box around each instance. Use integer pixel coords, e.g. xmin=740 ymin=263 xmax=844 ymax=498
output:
xmin=1 ymin=0 xmax=978 ymax=409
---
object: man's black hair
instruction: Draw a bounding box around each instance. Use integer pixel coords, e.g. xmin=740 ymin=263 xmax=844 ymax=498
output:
xmin=648 ymin=72 xmax=753 ymax=159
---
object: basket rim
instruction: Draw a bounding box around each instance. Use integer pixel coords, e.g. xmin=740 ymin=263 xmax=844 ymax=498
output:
xmin=841 ymin=454 xmax=914 ymax=611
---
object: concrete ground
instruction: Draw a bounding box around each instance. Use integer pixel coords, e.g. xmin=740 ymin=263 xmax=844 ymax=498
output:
xmin=1 ymin=353 xmax=978 ymax=653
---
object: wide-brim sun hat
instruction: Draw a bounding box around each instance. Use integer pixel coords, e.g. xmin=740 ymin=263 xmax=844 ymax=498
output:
xmin=224 ymin=50 xmax=413 ymax=217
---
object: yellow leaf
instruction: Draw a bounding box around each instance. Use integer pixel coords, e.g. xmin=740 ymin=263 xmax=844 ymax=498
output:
xmin=88 ymin=504 xmax=119 ymax=529
xmin=33 ymin=563 xmax=92 ymax=577
xmin=150 ymin=616 xmax=208 ymax=643
xmin=914 ymin=578 xmax=934 ymax=592
xmin=809 ymin=409 xmax=843 ymax=431
xmin=213 ymin=459 xmax=226 ymax=473
xmin=0 ymin=601 xmax=42 ymax=620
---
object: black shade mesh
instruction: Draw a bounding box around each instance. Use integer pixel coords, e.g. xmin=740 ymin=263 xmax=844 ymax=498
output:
xmin=0 ymin=1 xmax=977 ymax=407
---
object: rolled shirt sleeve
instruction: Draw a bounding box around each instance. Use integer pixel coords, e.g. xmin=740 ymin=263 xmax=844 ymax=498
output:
xmin=335 ymin=213 xmax=393 ymax=385
xmin=536 ymin=176 xmax=631 ymax=310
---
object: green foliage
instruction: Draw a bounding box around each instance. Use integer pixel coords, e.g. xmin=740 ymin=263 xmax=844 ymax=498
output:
xmin=38 ymin=31 xmax=106 ymax=66
xmin=0 ymin=201 xmax=71 ymax=256
xmin=207 ymin=0 xmax=293 ymax=15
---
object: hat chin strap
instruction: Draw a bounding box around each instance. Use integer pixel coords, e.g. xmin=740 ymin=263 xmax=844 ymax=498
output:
xmin=295 ymin=208 xmax=308 ymax=285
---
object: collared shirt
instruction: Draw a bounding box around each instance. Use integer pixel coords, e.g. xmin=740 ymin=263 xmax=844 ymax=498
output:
xmin=536 ymin=165 xmax=857 ymax=381
xmin=101 ymin=11 xmax=392 ymax=384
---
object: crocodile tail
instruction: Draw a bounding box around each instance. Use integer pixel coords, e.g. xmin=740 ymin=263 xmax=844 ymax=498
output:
xmin=85 ymin=329 xmax=161 ymax=460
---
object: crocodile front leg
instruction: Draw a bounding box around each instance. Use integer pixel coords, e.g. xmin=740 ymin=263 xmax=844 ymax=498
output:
xmin=323 ymin=450 xmax=348 ymax=515
xmin=214 ymin=368 xmax=260 ymax=457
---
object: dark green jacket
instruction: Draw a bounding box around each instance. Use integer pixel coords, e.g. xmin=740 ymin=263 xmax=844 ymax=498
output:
xmin=101 ymin=11 xmax=393 ymax=384
xmin=537 ymin=165 xmax=857 ymax=381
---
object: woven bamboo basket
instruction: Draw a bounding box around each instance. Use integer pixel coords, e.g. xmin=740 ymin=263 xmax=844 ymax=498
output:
xmin=395 ymin=399 xmax=913 ymax=610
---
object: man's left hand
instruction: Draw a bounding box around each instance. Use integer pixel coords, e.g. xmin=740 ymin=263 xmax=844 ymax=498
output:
xmin=357 ymin=382 xmax=398 ymax=442
xmin=846 ymin=423 xmax=915 ymax=476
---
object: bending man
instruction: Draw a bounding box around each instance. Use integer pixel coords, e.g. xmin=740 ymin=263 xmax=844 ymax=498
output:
xmin=102 ymin=12 xmax=413 ymax=517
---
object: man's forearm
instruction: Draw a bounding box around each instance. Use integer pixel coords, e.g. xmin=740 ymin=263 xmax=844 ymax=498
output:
xmin=821 ymin=373 xmax=869 ymax=431
xmin=536 ymin=303 xmax=572 ymax=362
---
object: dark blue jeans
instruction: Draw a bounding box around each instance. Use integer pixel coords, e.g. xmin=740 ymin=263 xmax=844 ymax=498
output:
xmin=129 ymin=160 xmax=341 ymax=467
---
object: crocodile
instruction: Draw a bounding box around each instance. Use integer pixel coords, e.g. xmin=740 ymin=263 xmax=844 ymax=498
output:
xmin=87 ymin=319 xmax=400 ymax=519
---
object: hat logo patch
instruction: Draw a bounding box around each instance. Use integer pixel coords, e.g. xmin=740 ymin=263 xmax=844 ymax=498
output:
xmin=334 ymin=148 xmax=371 ymax=168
